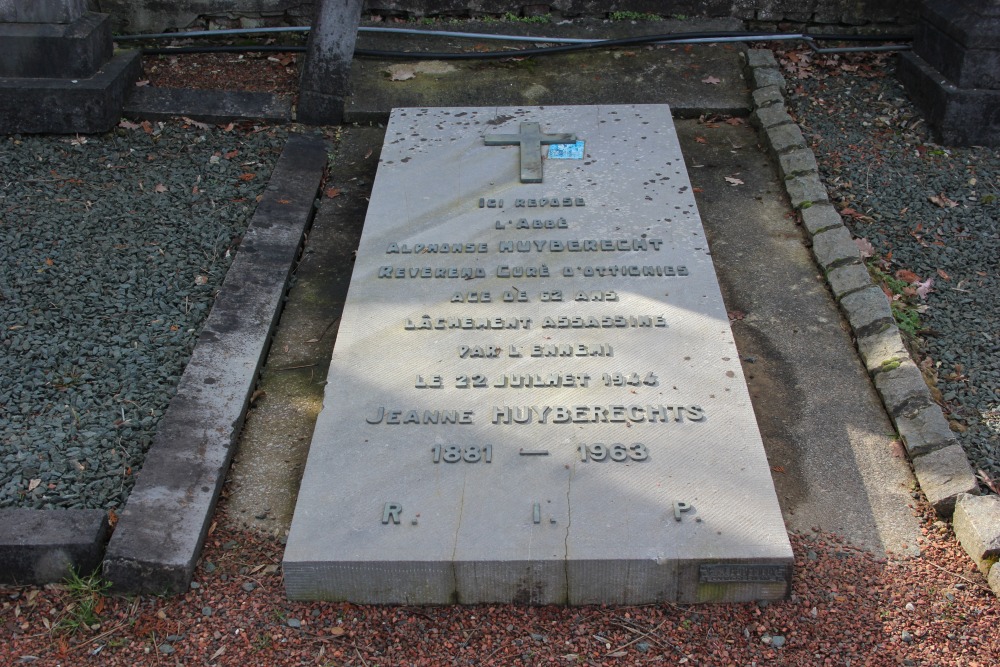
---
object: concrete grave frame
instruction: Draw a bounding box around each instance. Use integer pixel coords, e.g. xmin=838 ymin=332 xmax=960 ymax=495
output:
xmin=0 ymin=135 xmax=327 ymax=590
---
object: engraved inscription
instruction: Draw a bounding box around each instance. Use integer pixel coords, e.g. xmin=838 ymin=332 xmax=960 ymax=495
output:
xmin=405 ymin=314 xmax=666 ymax=330
xmin=496 ymin=217 xmax=570 ymax=230
xmin=455 ymin=343 xmax=613 ymax=359
xmin=561 ymin=265 xmax=689 ymax=278
xmin=498 ymin=238 xmax=663 ymax=253
xmin=432 ymin=444 xmax=492 ymax=463
xmin=578 ymin=443 xmax=649 ymax=462
xmin=540 ymin=315 xmax=666 ymax=328
xmin=365 ymin=407 xmax=474 ymax=424
xmin=382 ymin=502 xmax=402 ymax=525
xmin=491 ymin=404 xmax=705 ymax=424
xmin=414 ymin=375 xmax=443 ymax=388
xmin=601 ymin=372 xmax=658 ymax=387
xmin=405 ymin=316 xmax=531 ymax=330
xmin=514 ymin=197 xmax=584 ymax=207
xmin=489 ymin=373 xmax=592 ymax=388
xmin=379 ymin=266 xmax=487 ymax=279
xmin=452 ymin=291 xmax=492 ymax=303
xmin=386 ymin=243 xmax=489 ymax=254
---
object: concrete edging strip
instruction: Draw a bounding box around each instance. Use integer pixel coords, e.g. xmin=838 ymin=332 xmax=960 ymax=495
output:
xmin=740 ymin=49 xmax=978 ymax=518
xmin=124 ymin=87 xmax=293 ymax=124
xmin=102 ymin=134 xmax=327 ymax=594
xmin=0 ymin=509 xmax=109 ymax=585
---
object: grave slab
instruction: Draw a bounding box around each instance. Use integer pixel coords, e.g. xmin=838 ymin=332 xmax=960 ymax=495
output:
xmin=284 ymin=105 xmax=792 ymax=604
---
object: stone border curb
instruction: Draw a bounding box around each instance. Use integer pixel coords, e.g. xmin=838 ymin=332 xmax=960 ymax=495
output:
xmin=101 ymin=134 xmax=327 ymax=594
xmin=740 ymin=49 xmax=978 ymax=521
xmin=124 ymin=87 xmax=293 ymax=124
xmin=0 ymin=509 xmax=109 ymax=585
xmin=952 ymin=492 xmax=1000 ymax=597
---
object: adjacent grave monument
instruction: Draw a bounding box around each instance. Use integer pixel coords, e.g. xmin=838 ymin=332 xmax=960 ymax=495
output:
xmin=283 ymin=105 xmax=793 ymax=604
xmin=899 ymin=0 xmax=1000 ymax=146
xmin=0 ymin=0 xmax=139 ymax=133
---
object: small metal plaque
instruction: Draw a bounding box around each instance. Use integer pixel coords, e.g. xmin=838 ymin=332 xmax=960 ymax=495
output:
xmin=548 ymin=141 xmax=585 ymax=160
xmin=699 ymin=564 xmax=789 ymax=584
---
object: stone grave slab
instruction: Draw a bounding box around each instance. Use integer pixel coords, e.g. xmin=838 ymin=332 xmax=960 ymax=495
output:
xmin=283 ymin=105 xmax=793 ymax=604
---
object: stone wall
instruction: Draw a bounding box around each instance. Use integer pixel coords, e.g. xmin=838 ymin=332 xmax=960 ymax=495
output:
xmin=94 ymin=0 xmax=916 ymax=34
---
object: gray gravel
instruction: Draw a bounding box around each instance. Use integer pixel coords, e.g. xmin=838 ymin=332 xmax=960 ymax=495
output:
xmin=782 ymin=49 xmax=999 ymax=480
xmin=0 ymin=121 xmax=287 ymax=510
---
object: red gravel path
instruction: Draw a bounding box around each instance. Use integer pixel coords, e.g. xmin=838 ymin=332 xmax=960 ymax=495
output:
xmin=3 ymin=499 xmax=998 ymax=666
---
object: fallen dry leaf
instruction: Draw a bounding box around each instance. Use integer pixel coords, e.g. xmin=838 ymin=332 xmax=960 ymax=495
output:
xmin=385 ymin=60 xmax=456 ymax=81
xmin=895 ymin=269 xmax=920 ymax=283
xmin=702 ymin=75 xmax=721 ymax=84
xmin=118 ymin=119 xmax=142 ymax=130
xmin=978 ymin=470 xmax=1000 ymax=495
xmin=724 ymin=176 xmax=744 ymax=186
xmin=238 ymin=173 xmax=255 ymax=181
xmin=387 ymin=67 xmax=415 ymax=82
xmin=181 ymin=116 xmax=212 ymax=131
xmin=854 ymin=237 xmax=875 ymax=259
xmin=325 ymin=187 xmax=342 ymax=198
xmin=154 ymin=183 xmax=167 ymax=193
xmin=728 ymin=310 xmax=746 ymax=321
xmin=915 ymin=277 xmax=934 ymax=299
xmin=936 ymin=268 xmax=951 ymax=281
xmin=725 ymin=117 xmax=745 ymax=126
xmin=928 ymin=193 xmax=958 ymax=208
xmin=27 ymin=478 xmax=41 ymax=491
xmin=891 ymin=440 xmax=907 ymax=459
xmin=195 ymin=275 xmax=208 ymax=285
xmin=695 ymin=136 xmax=708 ymax=144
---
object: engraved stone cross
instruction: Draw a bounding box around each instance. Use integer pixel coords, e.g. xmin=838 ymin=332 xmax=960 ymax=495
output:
xmin=484 ymin=122 xmax=576 ymax=183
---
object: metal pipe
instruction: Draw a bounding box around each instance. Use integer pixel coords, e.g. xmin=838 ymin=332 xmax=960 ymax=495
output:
xmin=116 ymin=25 xmax=594 ymax=42
xmin=116 ymin=26 xmax=309 ymax=40
xmin=116 ymin=25 xmax=904 ymax=50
